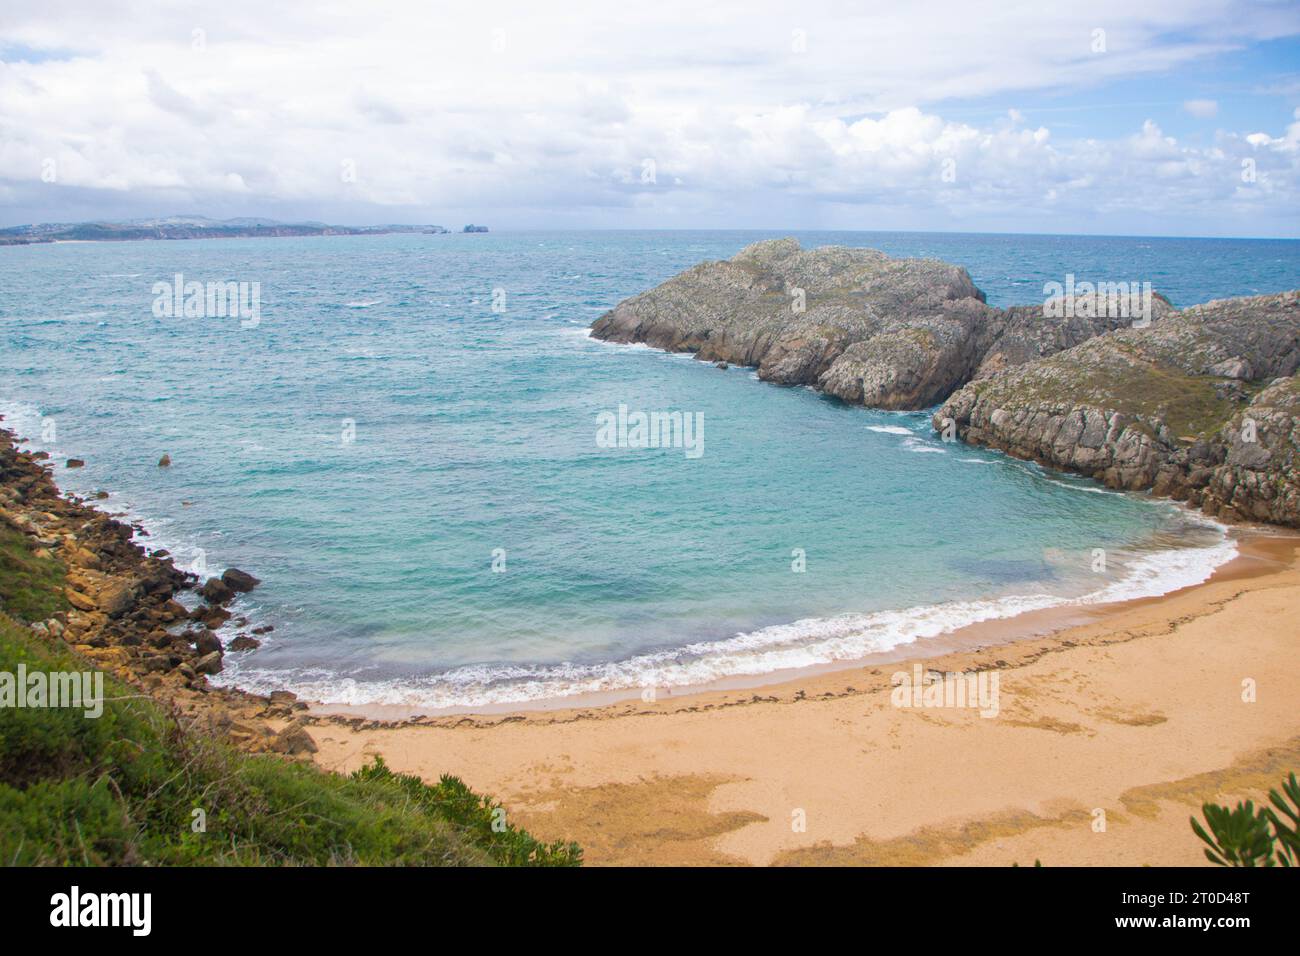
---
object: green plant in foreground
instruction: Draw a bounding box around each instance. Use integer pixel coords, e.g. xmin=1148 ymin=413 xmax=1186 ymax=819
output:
xmin=1190 ymin=772 xmax=1300 ymax=867
xmin=351 ymin=756 xmax=581 ymax=867
xmin=0 ymin=610 xmax=580 ymax=866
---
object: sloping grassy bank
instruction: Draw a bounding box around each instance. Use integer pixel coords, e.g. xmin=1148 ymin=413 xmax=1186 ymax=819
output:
xmin=0 ymin=523 xmax=579 ymax=866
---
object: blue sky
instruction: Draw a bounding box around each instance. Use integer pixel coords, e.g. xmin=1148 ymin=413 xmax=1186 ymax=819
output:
xmin=1 ymin=1 xmax=1298 ymax=236
xmin=935 ymin=36 xmax=1299 ymax=140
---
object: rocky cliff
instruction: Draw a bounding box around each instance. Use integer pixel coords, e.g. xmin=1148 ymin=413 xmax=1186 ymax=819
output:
xmin=935 ymin=292 xmax=1300 ymax=526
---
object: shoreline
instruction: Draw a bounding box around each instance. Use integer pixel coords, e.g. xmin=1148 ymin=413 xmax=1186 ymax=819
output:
xmin=306 ymin=527 xmax=1294 ymax=726
xmin=300 ymin=514 xmax=1242 ymax=720
xmin=308 ymin=533 xmax=1300 ymax=865
xmin=0 ymin=423 xmax=318 ymax=753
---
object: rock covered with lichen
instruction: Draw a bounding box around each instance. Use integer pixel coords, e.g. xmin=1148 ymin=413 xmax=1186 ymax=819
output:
xmin=591 ymin=238 xmax=1000 ymax=409
xmin=591 ymin=238 xmax=1184 ymax=411
xmin=935 ymin=291 xmax=1300 ymax=525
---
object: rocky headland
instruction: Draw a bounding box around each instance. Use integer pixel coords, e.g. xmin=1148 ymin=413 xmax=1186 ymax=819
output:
xmin=592 ymin=238 xmax=1300 ymax=527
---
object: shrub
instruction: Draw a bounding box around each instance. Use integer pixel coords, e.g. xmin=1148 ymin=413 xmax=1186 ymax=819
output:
xmin=1190 ymin=772 xmax=1300 ymax=867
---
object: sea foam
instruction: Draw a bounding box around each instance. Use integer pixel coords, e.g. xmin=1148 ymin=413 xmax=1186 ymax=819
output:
xmin=219 ymin=533 xmax=1237 ymax=712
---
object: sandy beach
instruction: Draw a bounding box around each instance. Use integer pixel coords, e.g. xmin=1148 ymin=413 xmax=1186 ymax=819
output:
xmin=309 ymin=532 xmax=1300 ymax=866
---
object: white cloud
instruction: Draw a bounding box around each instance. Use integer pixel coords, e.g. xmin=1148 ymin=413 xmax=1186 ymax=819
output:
xmin=0 ymin=0 xmax=1297 ymax=233
xmin=1183 ymin=99 xmax=1219 ymax=118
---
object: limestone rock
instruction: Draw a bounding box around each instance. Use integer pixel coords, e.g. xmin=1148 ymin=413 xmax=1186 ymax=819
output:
xmin=935 ymin=291 xmax=1300 ymax=526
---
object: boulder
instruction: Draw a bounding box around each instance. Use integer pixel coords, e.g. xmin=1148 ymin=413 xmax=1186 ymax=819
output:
xmin=193 ymin=629 xmax=223 ymax=656
xmin=191 ymin=603 xmax=231 ymax=628
xmin=65 ymin=588 xmax=97 ymax=612
xmin=98 ymin=581 xmax=134 ymax=618
xmin=270 ymin=720 xmax=318 ymax=755
xmin=194 ymin=651 xmax=223 ymax=676
xmin=199 ymin=577 xmax=234 ymax=605
xmin=221 ymin=568 xmax=260 ymax=593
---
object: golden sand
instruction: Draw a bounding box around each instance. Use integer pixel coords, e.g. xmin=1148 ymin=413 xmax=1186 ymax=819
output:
xmin=309 ymin=533 xmax=1300 ymax=866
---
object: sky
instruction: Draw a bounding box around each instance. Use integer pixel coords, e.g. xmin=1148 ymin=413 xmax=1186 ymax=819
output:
xmin=1 ymin=0 xmax=1299 ymax=236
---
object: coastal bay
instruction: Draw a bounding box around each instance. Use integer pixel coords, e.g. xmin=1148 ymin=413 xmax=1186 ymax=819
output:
xmin=4 ymin=230 xmax=1298 ymax=869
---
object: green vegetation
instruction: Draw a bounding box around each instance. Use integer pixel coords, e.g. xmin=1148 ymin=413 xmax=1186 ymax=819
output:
xmin=353 ymin=757 xmax=580 ymax=866
xmin=1190 ymin=772 xmax=1300 ymax=867
xmin=0 ymin=523 xmax=67 ymax=623
xmin=0 ymin=518 xmax=580 ymax=866
xmin=980 ymin=353 xmax=1240 ymax=441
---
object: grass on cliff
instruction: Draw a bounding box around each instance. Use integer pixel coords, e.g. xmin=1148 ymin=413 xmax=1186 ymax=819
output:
xmin=0 ymin=525 xmax=580 ymax=866
xmin=973 ymin=353 xmax=1241 ymax=440
xmin=0 ymin=523 xmax=66 ymax=623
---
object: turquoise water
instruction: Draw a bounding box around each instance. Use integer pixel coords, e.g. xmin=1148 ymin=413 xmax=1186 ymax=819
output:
xmin=2 ymin=230 xmax=1295 ymax=709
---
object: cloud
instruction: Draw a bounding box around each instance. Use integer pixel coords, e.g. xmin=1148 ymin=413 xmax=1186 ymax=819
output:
xmin=1183 ymin=99 xmax=1219 ymax=118
xmin=144 ymin=69 xmax=216 ymax=124
xmin=0 ymin=0 xmax=1297 ymax=233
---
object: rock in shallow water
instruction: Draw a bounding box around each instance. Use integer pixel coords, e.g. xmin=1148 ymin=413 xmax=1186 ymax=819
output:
xmin=221 ymin=568 xmax=260 ymax=593
xmin=194 ymin=651 xmax=223 ymax=676
xmin=199 ymin=576 xmax=234 ymax=605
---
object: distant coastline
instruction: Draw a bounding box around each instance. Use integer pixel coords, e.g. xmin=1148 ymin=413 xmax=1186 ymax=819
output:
xmin=0 ymin=215 xmax=468 ymax=244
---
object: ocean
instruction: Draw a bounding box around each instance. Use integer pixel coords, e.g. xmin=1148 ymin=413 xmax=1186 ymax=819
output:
xmin=3 ymin=230 xmax=1297 ymax=710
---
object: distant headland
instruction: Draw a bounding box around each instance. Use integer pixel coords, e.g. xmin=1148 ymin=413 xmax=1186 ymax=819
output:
xmin=0 ymin=216 xmax=462 ymax=245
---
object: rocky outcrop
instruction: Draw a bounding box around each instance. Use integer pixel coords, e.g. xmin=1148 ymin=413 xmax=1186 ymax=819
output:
xmin=592 ymin=238 xmax=996 ymax=409
xmin=591 ymin=238 xmax=1169 ymax=410
xmin=935 ymin=292 xmax=1300 ymax=526
xmin=972 ymin=296 xmax=1176 ymax=381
